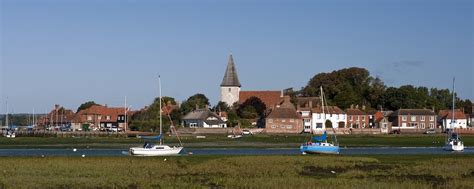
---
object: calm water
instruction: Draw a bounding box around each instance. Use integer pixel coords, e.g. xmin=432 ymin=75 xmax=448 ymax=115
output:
xmin=0 ymin=147 xmax=473 ymax=157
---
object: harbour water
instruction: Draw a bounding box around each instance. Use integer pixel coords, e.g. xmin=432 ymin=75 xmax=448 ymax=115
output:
xmin=0 ymin=147 xmax=472 ymax=157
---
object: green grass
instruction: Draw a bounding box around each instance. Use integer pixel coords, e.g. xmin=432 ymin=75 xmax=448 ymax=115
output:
xmin=0 ymin=134 xmax=473 ymax=149
xmin=0 ymin=155 xmax=472 ymax=188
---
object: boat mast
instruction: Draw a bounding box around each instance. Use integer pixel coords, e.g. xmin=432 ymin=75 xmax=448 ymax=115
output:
xmin=159 ymin=75 xmax=163 ymax=145
xmin=320 ymin=86 xmax=325 ymax=129
xmin=5 ymin=97 xmax=8 ymax=128
xmin=451 ymin=77 xmax=455 ymax=130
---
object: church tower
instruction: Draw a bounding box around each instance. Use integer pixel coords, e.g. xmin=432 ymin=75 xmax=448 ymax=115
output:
xmin=220 ymin=54 xmax=241 ymax=107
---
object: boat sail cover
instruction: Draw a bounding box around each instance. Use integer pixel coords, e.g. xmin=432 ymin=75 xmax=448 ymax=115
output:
xmin=139 ymin=134 xmax=162 ymax=140
xmin=312 ymin=132 xmax=327 ymax=142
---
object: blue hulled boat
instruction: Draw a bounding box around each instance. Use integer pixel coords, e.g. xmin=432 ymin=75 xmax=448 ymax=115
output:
xmin=300 ymin=131 xmax=340 ymax=154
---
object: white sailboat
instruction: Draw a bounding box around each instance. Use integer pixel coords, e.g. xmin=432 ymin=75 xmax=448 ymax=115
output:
xmin=3 ymin=98 xmax=15 ymax=138
xmin=443 ymin=78 xmax=464 ymax=152
xmin=129 ymin=76 xmax=183 ymax=156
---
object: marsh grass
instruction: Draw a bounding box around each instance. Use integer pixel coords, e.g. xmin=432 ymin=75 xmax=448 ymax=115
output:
xmin=0 ymin=155 xmax=472 ymax=188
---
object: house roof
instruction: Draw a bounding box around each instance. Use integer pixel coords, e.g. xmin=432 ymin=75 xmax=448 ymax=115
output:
xmin=220 ymin=54 xmax=241 ymax=87
xmin=312 ymin=106 xmax=345 ymax=114
xmin=266 ymin=97 xmax=301 ymax=119
xmin=438 ymin=109 xmax=467 ymax=120
xmin=345 ymin=108 xmax=366 ymax=115
xmin=72 ymin=105 xmax=131 ymax=123
xmin=182 ymin=108 xmax=225 ymax=123
xmin=391 ymin=109 xmax=436 ymax=116
xmin=239 ymin=91 xmax=282 ymax=109
xmin=296 ymin=97 xmax=321 ymax=108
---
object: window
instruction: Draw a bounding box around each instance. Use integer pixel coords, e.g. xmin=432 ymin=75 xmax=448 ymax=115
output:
xmin=402 ymin=116 xmax=407 ymax=121
xmin=411 ymin=116 xmax=416 ymax=122
xmin=342 ymin=115 xmax=345 ymax=120
xmin=98 ymin=116 xmax=102 ymax=120
xmin=286 ymin=125 xmax=292 ymax=129
xmin=410 ymin=122 xmax=418 ymax=127
xmin=402 ymin=123 xmax=407 ymax=127
xmin=87 ymin=116 xmax=92 ymax=121
xmin=290 ymin=119 xmax=294 ymax=122
xmin=280 ymin=125 xmax=285 ymax=129
xmin=282 ymin=119 xmax=286 ymax=123
xmin=420 ymin=116 xmax=425 ymax=121
xmin=316 ymin=123 xmax=323 ymax=128
xmin=317 ymin=114 xmax=321 ymax=119
xmin=228 ymin=88 xmax=231 ymax=92
xmin=271 ymin=125 xmax=276 ymax=129
xmin=363 ymin=123 xmax=366 ymax=128
xmin=420 ymin=123 xmax=425 ymax=129
xmin=335 ymin=114 xmax=339 ymax=119
xmin=304 ymin=119 xmax=310 ymax=123
xmin=430 ymin=116 xmax=434 ymax=121
xmin=429 ymin=123 xmax=434 ymax=129
xmin=356 ymin=116 xmax=359 ymax=121
xmin=268 ymin=119 xmax=273 ymax=123
xmin=349 ymin=116 xmax=353 ymax=121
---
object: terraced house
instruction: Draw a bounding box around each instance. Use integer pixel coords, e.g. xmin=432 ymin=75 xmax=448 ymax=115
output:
xmin=345 ymin=106 xmax=369 ymax=129
xmin=71 ymin=105 xmax=131 ymax=131
xmin=389 ymin=109 xmax=436 ymax=131
xmin=265 ymin=96 xmax=303 ymax=133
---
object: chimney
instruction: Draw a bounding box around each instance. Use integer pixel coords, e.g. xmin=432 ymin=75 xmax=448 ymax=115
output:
xmin=309 ymin=101 xmax=313 ymax=108
xmin=356 ymin=104 xmax=359 ymax=109
xmin=195 ymin=104 xmax=199 ymax=110
xmin=205 ymin=104 xmax=209 ymax=110
xmin=350 ymin=104 xmax=354 ymax=109
xmin=281 ymin=90 xmax=284 ymax=97
xmin=55 ymin=104 xmax=60 ymax=110
xmin=105 ymin=104 xmax=108 ymax=108
xmin=362 ymin=105 xmax=366 ymax=110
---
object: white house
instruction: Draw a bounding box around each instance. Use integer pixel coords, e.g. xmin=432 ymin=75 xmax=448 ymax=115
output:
xmin=438 ymin=109 xmax=468 ymax=129
xmin=182 ymin=108 xmax=227 ymax=128
xmin=311 ymin=106 xmax=346 ymax=132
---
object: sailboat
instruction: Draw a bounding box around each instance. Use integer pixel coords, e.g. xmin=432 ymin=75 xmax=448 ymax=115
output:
xmin=300 ymin=86 xmax=340 ymax=155
xmin=3 ymin=98 xmax=15 ymax=138
xmin=129 ymin=76 xmax=184 ymax=156
xmin=443 ymin=78 xmax=464 ymax=152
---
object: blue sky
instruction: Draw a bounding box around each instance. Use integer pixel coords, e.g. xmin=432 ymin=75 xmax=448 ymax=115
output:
xmin=1 ymin=0 xmax=473 ymax=113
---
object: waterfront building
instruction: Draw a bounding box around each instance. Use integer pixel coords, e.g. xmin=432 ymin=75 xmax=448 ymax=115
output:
xmin=438 ymin=109 xmax=468 ymax=129
xmin=311 ymin=105 xmax=346 ymax=131
xmin=388 ymin=109 xmax=436 ymax=130
xmin=265 ymin=96 xmax=303 ymax=134
xmin=182 ymin=108 xmax=227 ymax=128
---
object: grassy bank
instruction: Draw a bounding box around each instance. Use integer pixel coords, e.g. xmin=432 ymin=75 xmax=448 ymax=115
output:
xmin=0 ymin=155 xmax=472 ymax=188
xmin=0 ymin=134 xmax=473 ymax=149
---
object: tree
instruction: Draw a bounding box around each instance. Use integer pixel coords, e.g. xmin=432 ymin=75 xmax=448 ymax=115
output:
xmin=77 ymin=101 xmax=98 ymax=112
xmin=180 ymin=94 xmax=210 ymax=116
xmin=237 ymin=97 xmax=266 ymax=119
xmin=130 ymin=96 xmax=179 ymax=132
xmin=212 ymin=101 xmax=230 ymax=112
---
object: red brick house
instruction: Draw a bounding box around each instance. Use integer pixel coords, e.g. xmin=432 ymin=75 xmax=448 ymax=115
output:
xmin=345 ymin=108 xmax=369 ymax=129
xmin=38 ymin=105 xmax=75 ymax=129
xmin=71 ymin=105 xmax=133 ymax=131
xmin=388 ymin=109 xmax=437 ymax=131
xmin=265 ymin=96 xmax=303 ymax=134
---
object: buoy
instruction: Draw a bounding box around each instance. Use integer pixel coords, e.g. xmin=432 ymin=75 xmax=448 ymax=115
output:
xmin=41 ymin=155 xmax=45 ymax=158
xmin=73 ymin=148 xmax=77 ymax=152
xmin=331 ymin=171 xmax=336 ymax=174
xmin=164 ymin=158 xmax=167 ymax=161
xmin=82 ymin=154 xmax=85 ymax=158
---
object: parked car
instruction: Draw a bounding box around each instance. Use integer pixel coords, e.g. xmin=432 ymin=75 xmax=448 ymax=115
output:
xmin=424 ymin=129 xmax=436 ymax=134
xmin=242 ymin=129 xmax=253 ymax=135
xmin=391 ymin=129 xmax=401 ymax=134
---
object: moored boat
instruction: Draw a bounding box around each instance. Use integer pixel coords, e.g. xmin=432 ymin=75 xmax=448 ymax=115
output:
xmin=443 ymin=78 xmax=464 ymax=152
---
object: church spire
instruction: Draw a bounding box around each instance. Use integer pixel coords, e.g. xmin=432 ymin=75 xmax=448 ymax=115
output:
xmin=220 ymin=54 xmax=241 ymax=87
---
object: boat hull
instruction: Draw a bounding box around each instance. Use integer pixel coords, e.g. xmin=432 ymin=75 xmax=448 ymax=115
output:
xmin=300 ymin=144 xmax=340 ymax=154
xmin=443 ymin=143 xmax=464 ymax=152
xmin=130 ymin=146 xmax=183 ymax=156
